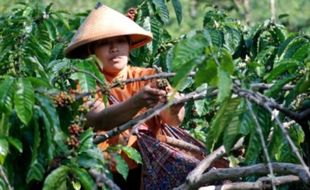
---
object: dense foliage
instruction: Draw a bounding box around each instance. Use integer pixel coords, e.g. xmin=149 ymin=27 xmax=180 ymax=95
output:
xmin=0 ymin=0 xmax=309 ymax=189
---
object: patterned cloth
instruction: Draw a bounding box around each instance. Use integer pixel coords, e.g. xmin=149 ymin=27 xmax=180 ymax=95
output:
xmin=137 ymin=127 xmax=204 ymax=190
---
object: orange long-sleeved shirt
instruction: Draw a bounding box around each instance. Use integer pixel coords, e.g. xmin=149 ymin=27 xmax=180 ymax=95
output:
xmin=97 ymin=65 xmax=163 ymax=169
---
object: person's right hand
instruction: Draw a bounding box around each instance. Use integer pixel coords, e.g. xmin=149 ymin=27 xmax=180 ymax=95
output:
xmin=132 ymin=85 xmax=167 ymax=108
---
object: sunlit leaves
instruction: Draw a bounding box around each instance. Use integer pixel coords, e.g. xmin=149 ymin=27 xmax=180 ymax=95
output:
xmin=0 ymin=138 xmax=9 ymax=165
xmin=0 ymin=76 xmax=15 ymax=113
xmin=43 ymin=165 xmax=70 ymax=190
xmin=122 ymin=146 xmax=142 ymax=165
xmin=114 ymin=154 xmax=129 ymax=180
xmin=71 ymin=167 xmax=96 ymax=190
xmin=14 ymin=78 xmax=34 ymax=125
xmin=206 ymin=98 xmax=241 ymax=151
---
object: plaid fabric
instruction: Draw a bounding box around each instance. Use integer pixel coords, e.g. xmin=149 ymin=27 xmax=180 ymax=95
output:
xmin=137 ymin=128 xmax=203 ymax=190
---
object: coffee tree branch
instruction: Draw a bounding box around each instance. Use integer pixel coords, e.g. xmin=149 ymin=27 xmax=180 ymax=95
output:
xmin=199 ymin=175 xmax=300 ymax=190
xmin=177 ymin=163 xmax=310 ymax=190
xmin=93 ymin=86 xmax=214 ymax=144
xmin=184 ymin=139 xmax=244 ymax=189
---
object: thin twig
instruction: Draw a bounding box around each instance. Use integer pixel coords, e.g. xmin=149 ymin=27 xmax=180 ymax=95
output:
xmin=250 ymin=83 xmax=294 ymax=91
xmin=109 ymin=72 xmax=195 ymax=88
xmin=71 ymin=67 xmax=105 ymax=86
xmin=0 ymin=166 xmax=13 ymax=190
xmin=246 ymin=100 xmax=276 ymax=190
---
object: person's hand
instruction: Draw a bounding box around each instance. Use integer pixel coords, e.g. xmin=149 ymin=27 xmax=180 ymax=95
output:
xmin=132 ymin=85 xmax=167 ymax=108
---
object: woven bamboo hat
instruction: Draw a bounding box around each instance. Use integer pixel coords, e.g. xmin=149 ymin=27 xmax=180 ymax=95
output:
xmin=65 ymin=4 xmax=153 ymax=59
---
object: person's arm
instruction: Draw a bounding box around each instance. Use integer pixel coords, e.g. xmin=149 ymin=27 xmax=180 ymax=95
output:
xmin=86 ymin=85 xmax=167 ymax=131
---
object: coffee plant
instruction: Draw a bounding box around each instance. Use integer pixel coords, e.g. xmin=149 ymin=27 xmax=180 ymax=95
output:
xmin=0 ymin=0 xmax=309 ymax=189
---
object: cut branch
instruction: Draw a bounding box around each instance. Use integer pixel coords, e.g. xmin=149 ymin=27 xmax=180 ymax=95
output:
xmin=178 ymin=139 xmax=243 ymax=190
xmin=177 ymin=163 xmax=310 ymax=190
xmin=199 ymin=175 xmax=300 ymax=190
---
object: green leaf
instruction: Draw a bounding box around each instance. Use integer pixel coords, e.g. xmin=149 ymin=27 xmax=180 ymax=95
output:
xmin=291 ymin=43 xmax=310 ymax=62
xmin=0 ymin=138 xmax=9 ymax=165
xmin=78 ymin=129 xmax=93 ymax=153
xmin=71 ymin=61 xmax=102 ymax=93
xmin=114 ymin=154 xmax=129 ymax=180
xmin=172 ymin=34 xmax=206 ymax=71
xmin=7 ymin=137 xmax=23 ymax=153
xmin=43 ymin=165 xmax=70 ymax=190
xmin=171 ymin=0 xmax=182 ymax=25
xmin=14 ymin=78 xmax=34 ymax=125
xmin=44 ymin=19 xmax=58 ymax=41
xmin=152 ymin=0 xmax=169 ymax=24
xmin=223 ymin=26 xmax=241 ymax=53
xmin=71 ymin=167 xmax=96 ymax=190
xmin=280 ymin=37 xmax=309 ymax=60
xmin=26 ymin=160 xmax=45 ymax=183
xmin=296 ymin=71 xmax=310 ymax=94
xmin=26 ymin=115 xmax=44 ymax=183
xmin=121 ymin=146 xmax=142 ymax=164
xmin=239 ymin=108 xmax=254 ymax=136
xmin=0 ymin=76 xmax=14 ymax=113
xmin=195 ymin=59 xmax=218 ymax=87
xmin=265 ymin=75 xmax=296 ymax=97
xmin=264 ymin=60 xmax=300 ymax=82
xmin=36 ymin=94 xmax=67 ymax=157
xmin=244 ymin=125 xmax=262 ymax=164
xmin=223 ymin=109 xmax=242 ymax=151
xmin=194 ymin=99 xmax=207 ymax=117
xmin=172 ymin=59 xmax=196 ymax=90
xmin=206 ymin=98 xmax=241 ymax=150
xmin=150 ymin=17 xmax=162 ymax=53
xmin=78 ymin=149 xmax=105 ymax=169
xmin=216 ymin=68 xmax=232 ymax=103
xmin=203 ymin=29 xmax=224 ymax=48
xmin=28 ymin=77 xmax=51 ymax=88
xmin=220 ymin=49 xmax=234 ymax=74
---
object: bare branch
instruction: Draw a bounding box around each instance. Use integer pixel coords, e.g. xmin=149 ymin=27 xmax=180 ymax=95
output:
xmin=199 ymin=175 xmax=300 ymax=190
xmin=246 ymin=100 xmax=276 ymax=190
xmin=71 ymin=67 xmax=105 ymax=86
xmin=89 ymin=169 xmax=121 ymax=190
xmin=233 ymin=85 xmax=310 ymax=178
xmin=270 ymin=0 xmax=276 ymax=21
xmin=250 ymin=83 xmax=294 ymax=91
xmin=177 ymin=139 xmax=244 ymax=190
xmin=109 ymin=72 xmax=195 ymax=88
xmin=184 ymin=163 xmax=310 ymax=189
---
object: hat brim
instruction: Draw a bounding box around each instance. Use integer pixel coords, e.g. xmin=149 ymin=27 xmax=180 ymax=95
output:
xmin=65 ymin=33 xmax=152 ymax=59
xmin=64 ymin=5 xmax=153 ymax=59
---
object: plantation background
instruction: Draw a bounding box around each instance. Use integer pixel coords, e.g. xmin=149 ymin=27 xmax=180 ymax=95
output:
xmin=1 ymin=0 xmax=310 ymax=36
xmin=0 ymin=0 xmax=309 ymax=189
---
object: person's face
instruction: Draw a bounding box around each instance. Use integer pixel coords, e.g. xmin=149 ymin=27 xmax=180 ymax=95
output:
xmin=94 ymin=36 xmax=130 ymax=74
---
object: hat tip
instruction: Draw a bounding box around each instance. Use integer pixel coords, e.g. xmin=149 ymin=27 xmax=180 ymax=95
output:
xmin=95 ymin=2 xmax=103 ymax=9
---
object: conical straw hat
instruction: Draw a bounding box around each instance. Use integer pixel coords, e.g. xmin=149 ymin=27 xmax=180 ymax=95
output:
xmin=65 ymin=4 xmax=153 ymax=59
